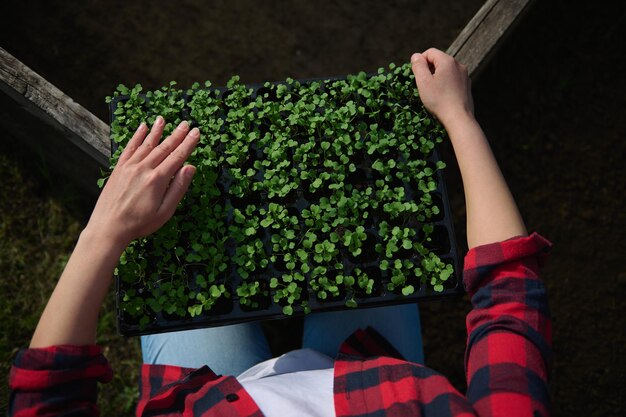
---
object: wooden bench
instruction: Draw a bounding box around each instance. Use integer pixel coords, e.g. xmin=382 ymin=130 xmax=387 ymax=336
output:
xmin=0 ymin=0 xmax=533 ymax=197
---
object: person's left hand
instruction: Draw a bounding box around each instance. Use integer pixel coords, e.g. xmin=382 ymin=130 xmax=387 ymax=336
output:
xmin=85 ymin=116 xmax=199 ymax=249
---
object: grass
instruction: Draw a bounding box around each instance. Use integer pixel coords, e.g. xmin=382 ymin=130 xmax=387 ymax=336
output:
xmin=0 ymin=142 xmax=141 ymax=416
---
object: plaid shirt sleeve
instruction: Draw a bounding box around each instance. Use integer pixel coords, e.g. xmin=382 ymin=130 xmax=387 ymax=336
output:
xmin=463 ymin=232 xmax=552 ymax=417
xmin=333 ymin=232 xmax=552 ymax=417
xmin=8 ymin=344 xmax=113 ymax=416
xmin=136 ymin=364 xmax=263 ymax=417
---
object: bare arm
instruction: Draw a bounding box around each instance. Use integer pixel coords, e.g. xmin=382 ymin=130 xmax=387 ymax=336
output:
xmin=411 ymin=50 xmax=551 ymax=417
xmin=30 ymin=117 xmax=199 ymax=348
xmin=411 ymin=49 xmax=527 ymax=249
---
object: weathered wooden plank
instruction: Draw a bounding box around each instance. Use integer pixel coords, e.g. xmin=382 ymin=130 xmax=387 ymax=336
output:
xmin=447 ymin=0 xmax=535 ymax=78
xmin=0 ymin=1 xmax=533 ymax=197
xmin=0 ymin=47 xmax=110 ymax=165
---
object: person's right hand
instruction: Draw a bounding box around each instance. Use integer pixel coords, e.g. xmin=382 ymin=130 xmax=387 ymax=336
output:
xmin=410 ymin=48 xmax=474 ymax=128
xmin=85 ymin=116 xmax=199 ymax=250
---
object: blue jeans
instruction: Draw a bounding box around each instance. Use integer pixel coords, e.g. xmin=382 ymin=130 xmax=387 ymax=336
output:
xmin=141 ymin=303 xmax=423 ymax=375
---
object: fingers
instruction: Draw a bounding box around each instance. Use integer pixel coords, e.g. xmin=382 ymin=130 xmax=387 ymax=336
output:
xmin=144 ymin=120 xmax=192 ymax=168
xmin=421 ymin=47 xmax=452 ymax=68
xmin=117 ymin=122 xmax=148 ymax=165
xmin=421 ymin=48 xmax=467 ymax=79
xmin=130 ymin=116 xmax=166 ymax=162
xmin=157 ymin=165 xmax=196 ymax=221
xmin=411 ymin=53 xmax=433 ymax=87
xmin=411 ymin=48 xmax=455 ymax=84
xmin=156 ymin=127 xmax=200 ymax=178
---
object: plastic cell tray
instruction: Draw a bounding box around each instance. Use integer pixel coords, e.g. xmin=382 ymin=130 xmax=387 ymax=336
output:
xmin=109 ymin=76 xmax=462 ymax=336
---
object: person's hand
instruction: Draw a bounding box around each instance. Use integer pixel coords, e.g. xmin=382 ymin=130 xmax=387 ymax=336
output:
xmin=85 ymin=116 xmax=199 ymax=249
xmin=410 ymin=48 xmax=474 ymax=128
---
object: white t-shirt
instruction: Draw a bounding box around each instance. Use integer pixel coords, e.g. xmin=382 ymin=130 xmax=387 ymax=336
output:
xmin=237 ymin=349 xmax=335 ymax=417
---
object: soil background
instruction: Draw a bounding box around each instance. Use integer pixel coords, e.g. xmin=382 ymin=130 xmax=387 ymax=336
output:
xmin=1 ymin=0 xmax=625 ymax=415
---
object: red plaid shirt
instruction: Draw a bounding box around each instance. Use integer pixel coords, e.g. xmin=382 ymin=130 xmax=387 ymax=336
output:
xmin=9 ymin=233 xmax=552 ymax=417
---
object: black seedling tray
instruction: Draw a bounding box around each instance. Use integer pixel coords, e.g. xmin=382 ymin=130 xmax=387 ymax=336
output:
xmin=109 ymin=74 xmax=462 ymax=336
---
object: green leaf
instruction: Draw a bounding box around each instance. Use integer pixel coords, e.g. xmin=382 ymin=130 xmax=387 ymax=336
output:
xmin=188 ymin=304 xmax=203 ymax=317
xmin=282 ymin=305 xmax=294 ymax=316
xmin=401 ymin=285 xmax=415 ymax=296
xmin=139 ymin=315 xmax=150 ymax=328
xmin=234 ymin=209 xmax=246 ymax=224
xmin=440 ymin=268 xmax=452 ymax=281
xmin=196 ymin=275 xmax=207 ymax=288
xmin=210 ymin=285 xmax=221 ymax=298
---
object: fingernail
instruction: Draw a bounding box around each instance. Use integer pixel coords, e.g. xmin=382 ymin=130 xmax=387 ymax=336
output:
xmin=177 ymin=120 xmax=189 ymax=130
xmin=184 ymin=166 xmax=196 ymax=180
xmin=155 ymin=116 xmax=164 ymax=125
xmin=189 ymin=127 xmax=200 ymax=137
xmin=138 ymin=122 xmax=146 ymax=130
xmin=411 ymin=53 xmax=420 ymax=63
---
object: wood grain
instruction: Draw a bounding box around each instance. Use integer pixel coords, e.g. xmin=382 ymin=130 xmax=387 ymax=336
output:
xmin=0 ymin=47 xmax=110 ymax=165
xmin=447 ymin=0 xmax=535 ymax=78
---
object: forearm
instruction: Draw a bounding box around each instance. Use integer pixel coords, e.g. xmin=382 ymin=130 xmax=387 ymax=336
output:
xmin=30 ymin=227 xmax=124 ymax=348
xmin=29 ymin=118 xmax=197 ymax=348
xmin=444 ymin=112 xmax=527 ymax=248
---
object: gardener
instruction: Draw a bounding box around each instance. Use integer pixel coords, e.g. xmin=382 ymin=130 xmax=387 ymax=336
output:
xmin=9 ymin=48 xmax=551 ymax=417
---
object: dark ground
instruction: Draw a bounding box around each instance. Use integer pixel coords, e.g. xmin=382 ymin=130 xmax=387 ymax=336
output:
xmin=1 ymin=0 xmax=625 ymax=415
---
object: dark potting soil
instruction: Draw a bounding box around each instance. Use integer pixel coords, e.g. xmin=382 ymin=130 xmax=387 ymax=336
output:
xmin=1 ymin=1 xmax=624 ymax=415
